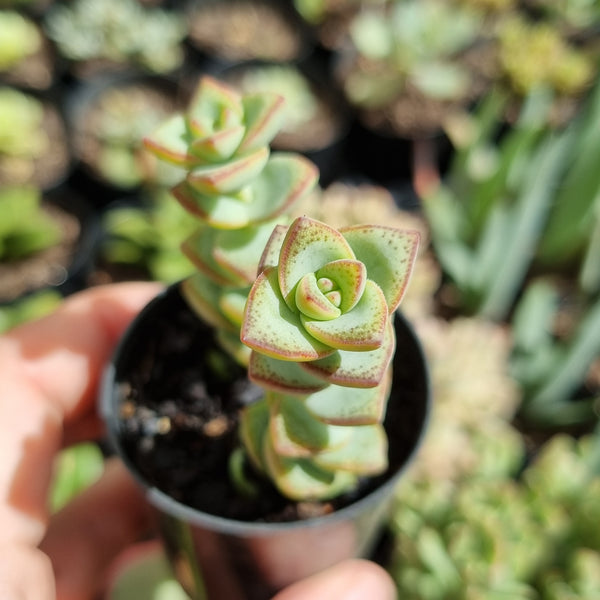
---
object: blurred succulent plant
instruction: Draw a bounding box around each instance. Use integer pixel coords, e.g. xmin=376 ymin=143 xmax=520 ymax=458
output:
xmin=390 ymin=431 xmax=600 ymax=599
xmin=424 ymin=68 xmax=600 ymax=320
xmin=497 ymin=15 xmax=594 ymax=98
xmin=0 ymin=10 xmax=41 ymax=71
xmin=0 ymin=288 xmax=62 ymax=334
xmin=44 ymin=0 xmax=186 ymax=74
xmin=0 ymin=87 xmax=49 ymax=166
xmin=338 ymin=0 xmax=485 ymax=134
xmin=0 ymin=185 xmax=60 ymax=262
xmin=101 ymin=189 xmax=197 ymax=283
xmin=74 ymin=81 xmax=181 ymax=189
xmin=523 ymin=0 xmax=600 ymax=34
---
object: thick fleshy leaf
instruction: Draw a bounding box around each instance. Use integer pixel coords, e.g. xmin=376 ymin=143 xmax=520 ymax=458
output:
xmin=301 ymin=279 xmax=388 ymax=351
xmin=314 ymin=424 xmax=388 ymax=475
xmin=263 ymin=436 xmax=357 ymax=501
xmin=295 ymin=272 xmax=341 ymax=321
xmin=180 ymin=274 xmax=238 ymax=332
xmin=269 ymin=394 xmax=352 ymax=457
xmin=301 ymin=318 xmax=395 ymax=388
xmin=213 ymin=220 xmax=280 ymax=285
xmin=243 ymin=154 xmax=318 ymax=224
xmin=249 ymin=352 xmax=329 ymax=394
xmin=219 ymin=287 xmax=249 ymax=327
xmin=216 ymin=329 xmax=251 ymax=367
xmin=187 ymin=147 xmax=269 ymax=195
xmin=142 ymin=114 xmax=193 ymax=167
xmin=239 ymin=399 xmax=269 ymax=472
xmin=187 ymin=76 xmax=244 ymax=131
xmin=316 ymin=259 xmax=367 ymax=313
xmin=241 ymin=267 xmax=333 ymax=361
xmin=188 ymin=124 xmax=246 ymax=162
xmin=341 ymin=225 xmax=420 ymax=313
xmin=302 ymin=372 xmax=391 ymax=425
xmin=238 ymin=93 xmax=286 ymax=153
xmin=181 ymin=226 xmax=249 ymax=286
xmin=173 ymin=182 xmax=253 ymax=229
xmin=257 ymin=223 xmax=289 ymax=273
xmin=279 ymin=217 xmax=355 ymax=310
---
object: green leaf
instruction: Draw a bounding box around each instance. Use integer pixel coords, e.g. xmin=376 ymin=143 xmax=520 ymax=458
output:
xmin=295 ymin=272 xmax=342 ymax=321
xmin=181 ymin=225 xmax=250 ymax=286
xmin=213 ymin=220 xmax=281 ymax=284
xmin=269 ymin=394 xmax=352 ymax=457
xmin=187 ymin=147 xmax=269 ymax=195
xmin=302 ymin=371 xmax=391 ymax=425
xmin=180 ymin=274 xmax=239 ymax=332
xmin=313 ymin=424 xmax=387 ymax=475
xmin=241 ymin=267 xmax=333 ymax=361
xmin=187 ymin=76 xmax=244 ymax=132
xmin=188 ymin=124 xmax=246 ymax=162
xmin=301 ymin=280 xmax=388 ymax=351
xmin=239 ymin=399 xmax=270 ymax=472
xmin=257 ymin=223 xmax=289 ymax=272
xmin=249 ymin=351 xmax=328 ymax=394
xmin=278 ymin=217 xmax=355 ymax=310
xmin=341 ymin=225 xmax=420 ymax=313
xmin=315 ymin=259 xmax=367 ymax=313
xmin=302 ymin=318 xmax=395 ymax=388
xmin=142 ymin=113 xmax=192 ymax=167
xmin=264 ymin=436 xmax=357 ymax=501
xmin=239 ymin=93 xmax=286 ymax=153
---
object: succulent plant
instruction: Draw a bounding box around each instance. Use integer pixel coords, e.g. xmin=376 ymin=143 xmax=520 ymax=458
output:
xmin=238 ymin=215 xmax=419 ymax=499
xmin=497 ymin=14 xmax=594 ymax=98
xmin=143 ymin=75 xmax=421 ymax=501
xmin=341 ymin=0 xmax=483 ymax=107
xmin=0 ymin=185 xmax=60 ymax=262
xmin=44 ymin=0 xmax=186 ymax=74
xmin=0 ymin=10 xmax=41 ymax=71
xmin=0 ymin=87 xmax=48 ymax=161
xmin=143 ymin=75 xmax=319 ymax=362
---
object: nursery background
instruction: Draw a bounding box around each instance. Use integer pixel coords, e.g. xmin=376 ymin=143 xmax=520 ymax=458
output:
xmin=1 ymin=0 xmax=599 ymax=598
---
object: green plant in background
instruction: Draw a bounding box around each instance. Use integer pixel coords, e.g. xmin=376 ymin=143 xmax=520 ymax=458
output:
xmin=0 ymin=185 xmax=60 ymax=262
xmin=341 ymin=0 xmax=483 ymax=110
xmin=497 ymin=14 xmax=594 ymax=99
xmin=0 ymin=10 xmax=41 ymax=71
xmin=77 ymin=83 xmax=183 ymax=189
xmin=44 ymin=0 xmax=186 ymax=74
xmin=510 ymin=276 xmax=600 ymax=428
xmin=0 ymin=288 xmax=62 ymax=333
xmin=423 ymin=67 xmax=600 ymax=321
xmin=0 ymin=87 xmax=49 ymax=182
xmin=391 ymin=433 xmax=600 ymax=599
xmin=101 ymin=189 xmax=197 ymax=283
xmin=523 ymin=0 xmax=600 ymax=34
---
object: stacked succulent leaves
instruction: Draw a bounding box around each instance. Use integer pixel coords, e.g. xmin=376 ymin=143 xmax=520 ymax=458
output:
xmin=144 ymin=76 xmax=420 ymax=500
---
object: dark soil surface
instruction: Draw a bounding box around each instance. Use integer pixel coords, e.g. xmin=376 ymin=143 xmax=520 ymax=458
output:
xmin=111 ymin=284 xmax=429 ymax=523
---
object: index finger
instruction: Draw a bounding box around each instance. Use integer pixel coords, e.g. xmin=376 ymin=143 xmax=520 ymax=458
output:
xmin=0 ymin=282 xmax=162 ymax=546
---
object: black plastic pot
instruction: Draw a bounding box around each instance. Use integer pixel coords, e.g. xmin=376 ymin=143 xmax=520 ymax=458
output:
xmin=100 ymin=282 xmax=430 ymax=600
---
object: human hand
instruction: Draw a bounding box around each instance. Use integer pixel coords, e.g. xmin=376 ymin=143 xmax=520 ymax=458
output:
xmin=0 ymin=282 xmax=396 ymax=600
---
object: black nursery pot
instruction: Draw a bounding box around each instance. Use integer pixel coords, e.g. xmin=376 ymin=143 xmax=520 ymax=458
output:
xmin=100 ymin=283 xmax=430 ymax=600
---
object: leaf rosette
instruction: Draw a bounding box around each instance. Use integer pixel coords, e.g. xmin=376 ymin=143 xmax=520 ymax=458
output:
xmin=241 ymin=216 xmax=420 ymax=392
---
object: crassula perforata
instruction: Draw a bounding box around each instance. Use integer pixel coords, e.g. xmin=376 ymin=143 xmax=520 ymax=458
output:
xmin=239 ymin=216 xmax=420 ymax=500
xmin=142 ymin=76 xmax=318 ymax=361
xmin=142 ymin=75 xmax=421 ymax=502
